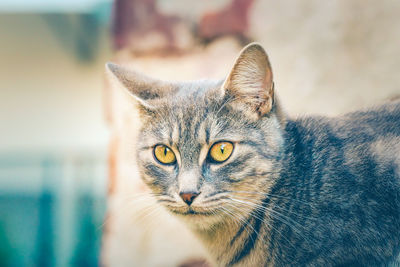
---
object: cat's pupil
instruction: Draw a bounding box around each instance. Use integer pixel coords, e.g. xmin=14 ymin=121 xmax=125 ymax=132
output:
xmin=164 ymin=147 xmax=168 ymax=156
xmin=220 ymin=144 xmax=225 ymax=154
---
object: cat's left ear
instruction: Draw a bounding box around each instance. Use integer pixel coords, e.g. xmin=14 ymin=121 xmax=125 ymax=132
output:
xmin=222 ymin=43 xmax=275 ymax=119
xmin=106 ymin=62 xmax=176 ymax=110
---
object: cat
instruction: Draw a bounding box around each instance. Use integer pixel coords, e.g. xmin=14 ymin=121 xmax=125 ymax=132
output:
xmin=106 ymin=43 xmax=400 ymax=266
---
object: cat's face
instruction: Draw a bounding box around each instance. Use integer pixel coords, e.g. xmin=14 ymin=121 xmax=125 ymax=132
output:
xmin=107 ymin=43 xmax=285 ymax=229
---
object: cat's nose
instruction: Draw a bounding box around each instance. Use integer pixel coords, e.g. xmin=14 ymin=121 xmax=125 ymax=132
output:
xmin=179 ymin=191 xmax=200 ymax=206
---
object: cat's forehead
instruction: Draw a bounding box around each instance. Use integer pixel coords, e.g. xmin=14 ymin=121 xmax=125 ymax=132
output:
xmin=140 ymin=79 xmax=255 ymax=146
xmin=144 ymin=102 xmax=249 ymax=148
xmin=153 ymin=91 xmax=222 ymax=144
xmin=175 ymin=79 xmax=223 ymax=98
xmin=156 ymin=79 xmax=224 ymax=119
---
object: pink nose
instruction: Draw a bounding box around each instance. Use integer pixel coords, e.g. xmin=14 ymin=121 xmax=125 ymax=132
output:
xmin=179 ymin=192 xmax=200 ymax=206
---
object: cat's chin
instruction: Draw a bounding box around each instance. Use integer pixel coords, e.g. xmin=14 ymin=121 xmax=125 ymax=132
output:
xmin=168 ymin=208 xmax=225 ymax=230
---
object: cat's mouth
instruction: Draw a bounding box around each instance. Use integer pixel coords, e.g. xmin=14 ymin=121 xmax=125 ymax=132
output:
xmin=169 ymin=207 xmax=216 ymax=216
xmin=167 ymin=204 xmax=231 ymax=228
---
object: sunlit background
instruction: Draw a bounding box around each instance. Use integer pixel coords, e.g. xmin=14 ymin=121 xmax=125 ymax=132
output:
xmin=1 ymin=0 xmax=400 ymax=266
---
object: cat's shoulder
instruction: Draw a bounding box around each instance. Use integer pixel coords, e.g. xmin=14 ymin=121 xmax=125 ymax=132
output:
xmin=291 ymin=99 xmax=400 ymax=135
xmin=283 ymin=100 xmax=400 ymax=155
xmin=343 ymin=99 xmax=400 ymax=124
xmin=285 ymin=100 xmax=400 ymax=182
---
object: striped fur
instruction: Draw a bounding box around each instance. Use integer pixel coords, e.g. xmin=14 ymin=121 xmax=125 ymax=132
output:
xmin=107 ymin=43 xmax=400 ymax=266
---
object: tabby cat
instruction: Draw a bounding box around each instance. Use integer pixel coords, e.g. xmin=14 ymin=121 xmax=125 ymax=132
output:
xmin=106 ymin=43 xmax=400 ymax=266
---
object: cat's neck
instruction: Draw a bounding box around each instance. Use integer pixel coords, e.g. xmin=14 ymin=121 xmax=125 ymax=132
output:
xmin=194 ymin=221 xmax=239 ymax=256
xmin=189 ymin=197 xmax=276 ymax=266
xmin=192 ymin=219 xmax=266 ymax=266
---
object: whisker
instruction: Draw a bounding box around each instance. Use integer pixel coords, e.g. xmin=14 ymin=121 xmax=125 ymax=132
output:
xmin=221 ymin=204 xmax=258 ymax=246
xmin=231 ymin=198 xmax=305 ymax=232
xmin=97 ymin=192 xmax=166 ymax=231
xmin=157 ymin=199 xmax=176 ymax=204
xmin=226 ymin=201 xmax=300 ymax=252
xmin=231 ymin=194 xmax=318 ymax=221
xmin=215 ymin=95 xmax=236 ymax=116
xmin=229 ymin=198 xmax=313 ymax=246
xmin=224 ymin=202 xmax=298 ymax=255
xmin=229 ymin=190 xmax=317 ymax=208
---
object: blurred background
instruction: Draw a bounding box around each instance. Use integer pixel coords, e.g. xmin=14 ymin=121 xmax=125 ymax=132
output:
xmin=0 ymin=0 xmax=399 ymax=266
xmin=0 ymin=0 xmax=111 ymax=266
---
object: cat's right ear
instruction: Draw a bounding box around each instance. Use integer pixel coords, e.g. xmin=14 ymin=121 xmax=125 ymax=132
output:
xmin=222 ymin=43 xmax=275 ymax=120
xmin=106 ymin=62 xmax=176 ymax=110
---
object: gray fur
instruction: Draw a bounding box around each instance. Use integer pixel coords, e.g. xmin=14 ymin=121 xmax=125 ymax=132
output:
xmin=107 ymin=43 xmax=400 ymax=266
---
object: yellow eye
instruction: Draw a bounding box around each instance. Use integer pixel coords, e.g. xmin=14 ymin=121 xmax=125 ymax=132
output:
xmin=154 ymin=145 xmax=176 ymax=165
xmin=209 ymin=141 xmax=234 ymax=163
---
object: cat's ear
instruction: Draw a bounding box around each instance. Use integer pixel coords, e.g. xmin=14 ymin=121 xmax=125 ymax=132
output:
xmin=222 ymin=43 xmax=274 ymax=119
xmin=106 ymin=62 xmax=176 ymax=109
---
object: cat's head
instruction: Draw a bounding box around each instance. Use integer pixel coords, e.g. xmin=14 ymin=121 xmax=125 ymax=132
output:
xmin=107 ymin=43 xmax=285 ymax=229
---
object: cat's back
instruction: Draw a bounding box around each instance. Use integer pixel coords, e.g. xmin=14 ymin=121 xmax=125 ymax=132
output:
xmin=341 ymin=99 xmax=400 ymax=138
xmin=290 ymin=100 xmax=400 ymax=162
xmin=292 ymin=100 xmax=400 ymax=184
xmin=279 ymin=101 xmax=400 ymax=266
xmin=330 ymin=100 xmax=400 ymax=172
xmin=295 ymin=99 xmax=399 ymax=137
xmin=348 ymin=100 xmax=400 ymax=166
